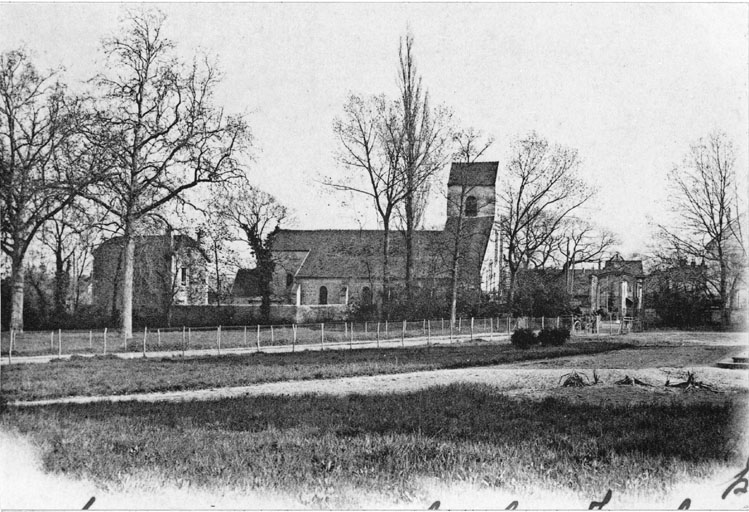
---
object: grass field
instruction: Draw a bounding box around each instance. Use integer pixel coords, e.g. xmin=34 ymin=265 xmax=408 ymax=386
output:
xmin=2 ymin=384 xmax=746 ymax=508
xmin=2 ymin=340 xmax=631 ymax=401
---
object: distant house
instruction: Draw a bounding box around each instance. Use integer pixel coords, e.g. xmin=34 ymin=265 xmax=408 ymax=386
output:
xmin=269 ymin=162 xmax=501 ymax=309
xmin=92 ymin=233 xmax=209 ymax=318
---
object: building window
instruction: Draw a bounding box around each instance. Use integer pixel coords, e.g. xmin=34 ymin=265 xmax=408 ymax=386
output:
xmin=319 ymin=286 xmax=328 ymax=305
xmin=180 ymin=267 xmax=188 ymax=286
xmin=286 ymin=273 xmax=294 ymax=287
xmin=362 ymin=286 xmax=372 ymax=305
xmin=465 ymin=196 xmax=478 ymax=217
xmin=339 ymin=286 xmax=348 ymax=304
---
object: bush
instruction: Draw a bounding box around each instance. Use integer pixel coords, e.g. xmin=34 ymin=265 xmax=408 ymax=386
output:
xmin=511 ymin=328 xmax=537 ymax=349
xmin=537 ymin=327 xmax=570 ymax=347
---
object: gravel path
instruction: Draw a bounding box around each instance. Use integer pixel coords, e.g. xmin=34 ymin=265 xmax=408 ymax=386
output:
xmin=12 ymin=362 xmax=748 ymax=408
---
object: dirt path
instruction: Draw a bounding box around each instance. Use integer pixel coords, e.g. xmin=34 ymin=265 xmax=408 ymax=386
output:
xmin=11 ymin=361 xmax=748 ymax=408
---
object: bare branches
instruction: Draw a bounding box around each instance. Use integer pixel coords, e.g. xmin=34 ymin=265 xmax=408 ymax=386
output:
xmin=658 ymin=132 xmax=745 ymax=323
xmin=500 ymin=132 xmax=593 ymax=307
xmin=1 ymin=48 xmax=105 ymax=330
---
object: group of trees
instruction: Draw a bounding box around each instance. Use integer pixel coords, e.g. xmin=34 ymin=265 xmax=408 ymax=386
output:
xmin=2 ymin=11 xmax=286 ymax=336
xmin=654 ymin=132 xmax=746 ymax=326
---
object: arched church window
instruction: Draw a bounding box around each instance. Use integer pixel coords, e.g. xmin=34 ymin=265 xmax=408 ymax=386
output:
xmin=465 ymin=196 xmax=478 ymax=217
xmin=319 ymin=286 xmax=328 ymax=305
xmin=286 ymin=273 xmax=294 ymax=287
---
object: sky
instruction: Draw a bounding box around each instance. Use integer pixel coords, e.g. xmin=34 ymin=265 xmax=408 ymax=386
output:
xmin=2 ymin=2 xmax=747 ymax=257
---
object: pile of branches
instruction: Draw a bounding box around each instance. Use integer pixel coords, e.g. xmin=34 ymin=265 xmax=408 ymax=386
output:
xmin=560 ymin=370 xmax=600 ymax=387
xmin=665 ymin=371 xmax=718 ymax=392
xmin=615 ymin=375 xmax=652 ymax=387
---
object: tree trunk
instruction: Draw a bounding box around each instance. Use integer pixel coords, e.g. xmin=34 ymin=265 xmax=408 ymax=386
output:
xmin=120 ymin=235 xmax=135 ymax=340
xmin=53 ymin=250 xmax=69 ymax=317
xmin=404 ymin=197 xmax=414 ymax=299
xmin=9 ymin=253 xmax=25 ymax=332
xmin=381 ymin=223 xmax=390 ymax=321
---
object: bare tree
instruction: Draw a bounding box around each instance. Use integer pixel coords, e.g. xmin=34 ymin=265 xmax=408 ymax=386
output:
xmin=500 ymin=132 xmax=592 ymax=309
xmin=40 ymin=201 xmax=109 ymax=317
xmin=445 ymin=128 xmax=494 ymax=327
xmin=393 ymin=33 xmax=453 ymax=296
xmin=0 ymin=49 xmax=103 ymax=331
xmin=87 ymin=10 xmax=251 ymax=339
xmin=210 ymin=181 xmax=287 ymax=322
xmin=329 ymin=94 xmax=407 ymax=316
xmin=554 ymin=218 xmax=617 ymax=294
xmin=659 ymin=132 xmax=746 ymax=325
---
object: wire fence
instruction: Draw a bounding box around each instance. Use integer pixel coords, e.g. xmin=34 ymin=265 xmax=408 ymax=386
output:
xmin=1 ymin=314 xmax=640 ymax=361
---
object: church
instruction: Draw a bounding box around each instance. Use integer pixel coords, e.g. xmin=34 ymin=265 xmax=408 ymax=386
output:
xmin=266 ymin=162 xmax=503 ymax=309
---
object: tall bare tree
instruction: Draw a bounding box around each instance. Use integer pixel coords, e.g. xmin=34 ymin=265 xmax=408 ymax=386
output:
xmin=88 ymin=11 xmax=251 ymax=339
xmin=659 ymin=132 xmax=746 ymax=325
xmin=1 ymin=49 xmax=102 ymax=331
xmin=500 ymin=132 xmax=592 ymax=309
xmin=210 ymin=181 xmax=287 ymax=322
xmin=394 ymin=33 xmax=453 ymax=296
xmin=330 ymin=94 xmax=407 ymax=315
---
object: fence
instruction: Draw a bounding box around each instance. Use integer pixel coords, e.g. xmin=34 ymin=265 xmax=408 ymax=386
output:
xmin=1 ymin=315 xmax=637 ymax=360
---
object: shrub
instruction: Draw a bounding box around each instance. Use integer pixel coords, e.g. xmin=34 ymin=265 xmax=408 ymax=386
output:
xmin=538 ymin=327 xmax=570 ymax=347
xmin=511 ymin=328 xmax=537 ymax=349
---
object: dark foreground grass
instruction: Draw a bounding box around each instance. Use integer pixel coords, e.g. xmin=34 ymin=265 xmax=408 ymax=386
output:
xmin=2 ymin=341 xmax=630 ymax=401
xmin=2 ymin=384 xmax=745 ymax=507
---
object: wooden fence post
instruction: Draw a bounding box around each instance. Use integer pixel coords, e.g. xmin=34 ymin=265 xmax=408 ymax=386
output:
xmin=427 ymin=319 xmax=431 ymax=346
xmin=157 ymin=328 xmax=161 ymax=349
xmin=376 ymin=322 xmax=380 ymax=348
xmin=541 ymin=316 xmax=545 ymax=330
xmin=58 ymin=328 xmax=62 ymax=356
xmin=8 ymin=329 xmax=13 ymax=364
xmin=507 ymin=316 xmax=510 ymax=333
xmin=459 ymin=317 xmax=462 ymax=332
xmin=292 ymin=324 xmax=297 ymax=352
xmin=596 ymin=315 xmax=600 ymax=335
xmin=470 ymin=317 xmax=474 ymax=341
xmin=344 ymin=321 xmax=348 ymax=338
xmin=365 ymin=321 xmax=368 ymax=334
xmin=103 ymin=328 xmax=108 ymax=355
xmin=385 ymin=320 xmax=388 ymax=338
xmin=450 ymin=321 xmax=453 ymax=343
xmin=256 ymin=324 xmax=261 ymax=352
xmin=89 ymin=330 xmax=92 ymax=349
xmin=489 ymin=317 xmax=493 ymax=341
xmin=143 ymin=326 xmax=147 ymax=357
xmin=182 ymin=326 xmax=186 ymax=357
xmin=401 ymin=320 xmax=405 ymax=347
xmin=321 ymin=323 xmax=325 ymax=350
xmin=271 ymin=325 xmax=275 ymax=344
xmin=50 ymin=331 xmax=54 ymax=352
xmin=556 ymin=316 xmax=560 ymax=328
xmin=188 ymin=327 xmax=191 ymax=348
xmin=350 ymin=322 xmax=353 ymax=350
xmin=244 ymin=325 xmax=248 ymax=348
xmin=217 ymin=325 xmax=221 ymax=355
xmin=441 ymin=318 xmax=444 ymax=335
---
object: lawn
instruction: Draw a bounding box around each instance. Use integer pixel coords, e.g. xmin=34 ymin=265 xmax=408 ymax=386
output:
xmin=2 ymin=383 xmax=745 ymax=508
xmin=2 ymin=341 xmax=631 ymax=401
